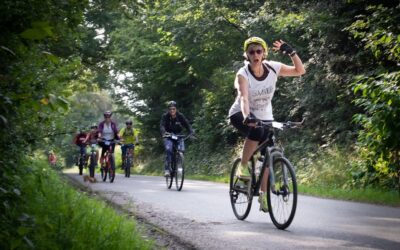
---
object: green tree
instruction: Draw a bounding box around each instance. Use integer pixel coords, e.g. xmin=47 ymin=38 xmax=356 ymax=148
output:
xmin=347 ymin=4 xmax=400 ymax=189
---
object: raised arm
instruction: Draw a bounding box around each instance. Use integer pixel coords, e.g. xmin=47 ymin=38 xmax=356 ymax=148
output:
xmin=272 ymin=40 xmax=306 ymax=77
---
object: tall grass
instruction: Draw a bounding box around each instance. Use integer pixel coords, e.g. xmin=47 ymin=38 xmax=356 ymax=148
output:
xmin=135 ymin=143 xmax=400 ymax=206
xmin=8 ymin=159 xmax=153 ymax=250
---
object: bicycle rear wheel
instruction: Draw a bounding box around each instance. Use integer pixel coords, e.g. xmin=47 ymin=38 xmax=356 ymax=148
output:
xmin=267 ymin=157 xmax=297 ymax=230
xmin=175 ymin=152 xmax=184 ymax=191
xmin=229 ymin=158 xmax=254 ymax=220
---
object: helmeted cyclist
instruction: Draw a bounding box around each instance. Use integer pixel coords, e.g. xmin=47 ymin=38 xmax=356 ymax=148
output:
xmin=48 ymin=150 xmax=57 ymax=166
xmin=118 ymin=119 xmax=139 ymax=169
xmin=97 ymin=111 xmax=119 ymax=167
xmin=73 ymin=127 xmax=88 ymax=166
xmin=160 ymin=101 xmax=194 ymax=177
xmin=84 ymin=123 xmax=100 ymax=166
xmin=228 ymin=37 xmax=305 ymax=212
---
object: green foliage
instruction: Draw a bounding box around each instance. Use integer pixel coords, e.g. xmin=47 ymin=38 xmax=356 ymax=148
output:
xmin=103 ymin=0 xmax=400 ymax=191
xmin=1 ymin=159 xmax=152 ymax=250
xmin=347 ymin=4 xmax=400 ymax=189
xmin=193 ymin=68 xmax=239 ymax=149
xmin=296 ymin=145 xmax=364 ymax=189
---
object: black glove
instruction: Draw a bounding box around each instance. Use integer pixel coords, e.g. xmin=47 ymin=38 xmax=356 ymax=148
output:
xmin=189 ymin=131 xmax=196 ymax=139
xmin=279 ymin=42 xmax=296 ymax=57
xmin=243 ymin=113 xmax=258 ymax=125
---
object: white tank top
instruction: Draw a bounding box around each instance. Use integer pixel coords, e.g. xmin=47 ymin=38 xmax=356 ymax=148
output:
xmin=102 ymin=123 xmax=114 ymax=140
xmin=228 ymin=61 xmax=281 ymax=120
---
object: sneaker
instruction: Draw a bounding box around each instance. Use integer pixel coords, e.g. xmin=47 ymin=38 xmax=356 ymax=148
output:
xmin=258 ymin=192 xmax=269 ymax=213
xmin=164 ymin=170 xmax=170 ymax=177
xmin=236 ymin=163 xmax=251 ymax=178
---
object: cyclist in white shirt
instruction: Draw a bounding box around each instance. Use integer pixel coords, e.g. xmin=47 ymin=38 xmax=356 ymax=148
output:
xmin=228 ymin=37 xmax=305 ymax=212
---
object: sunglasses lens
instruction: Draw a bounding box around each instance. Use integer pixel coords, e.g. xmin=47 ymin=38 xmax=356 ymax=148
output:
xmin=126 ymin=123 xmax=132 ymax=125
xmin=249 ymin=49 xmax=263 ymax=55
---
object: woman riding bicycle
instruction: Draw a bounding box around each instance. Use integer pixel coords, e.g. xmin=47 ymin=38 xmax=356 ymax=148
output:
xmin=98 ymin=111 xmax=120 ymax=167
xmin=160 ymin=101 xmax=194 ymax=177
xmin=84 ymin=123 xmax=100 ymax=166
xmin=228 ymin=37 xmax=305 ymax=212
xmin=119 ymin=119 xmax=139 ymax=169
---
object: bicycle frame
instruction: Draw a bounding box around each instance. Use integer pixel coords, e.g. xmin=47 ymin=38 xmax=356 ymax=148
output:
xmin=250 ymin=120 xmax=303 ymax=196
xmin=251 ymin=140 xmax=284 ymax=195
xmin=104 ymin=145 xmax=114 ymax=169
xmin=100 ymin=139 xmax=117 ymax=182
xmin=230 ymin=119 xmax=302 ymax=229
xmin=164 ymin=134 xmax=188 ymax=171
xmin=123 ymin=144 xmax=134 ymax=163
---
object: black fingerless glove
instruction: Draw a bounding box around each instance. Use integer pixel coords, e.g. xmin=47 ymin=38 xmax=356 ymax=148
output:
xmin=243 ymin=113 xmax=258 ymax=125
xmin=280 ymin=43 xmax=296 ymax=57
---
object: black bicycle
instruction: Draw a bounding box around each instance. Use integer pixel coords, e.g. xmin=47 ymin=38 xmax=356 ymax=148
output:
xmin=163 ymin=133 xmax=190 ymax=191
xmin=88 ymin=143 xmax=98 ymax=178
xmin=229 ymin=120 xmax=302 ymax=230
xmin=121 ymin=143 xmax=136 ymax=178
xmin=77 ymin=148 xmax=87 ymax=175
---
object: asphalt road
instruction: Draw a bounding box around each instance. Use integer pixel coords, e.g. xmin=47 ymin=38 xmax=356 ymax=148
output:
xmin=66 ymin=172 xmax=400 ymax=250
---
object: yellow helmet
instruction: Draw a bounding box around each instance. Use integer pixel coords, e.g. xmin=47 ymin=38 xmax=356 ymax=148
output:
xmin=243 ymin=36 xmax=268 ymax=53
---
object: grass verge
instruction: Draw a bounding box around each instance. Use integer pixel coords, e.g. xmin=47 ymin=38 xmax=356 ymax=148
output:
xmin=9 ymin=159 xmax=153 ymax=250
xmin=298 ymin=184 xmax=400 ymax=207
xmin=137 ymin=167 xmax=400 ymax=207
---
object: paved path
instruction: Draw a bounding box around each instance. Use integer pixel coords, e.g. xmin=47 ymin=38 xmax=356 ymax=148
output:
xmin=66 ymin=173 xmax=400 ymax=250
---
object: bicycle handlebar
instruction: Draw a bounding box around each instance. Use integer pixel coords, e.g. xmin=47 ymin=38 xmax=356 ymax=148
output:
xmin=257 ymin=118 xmax=305 ymax=130
xmin=163 ymin=133 xmax=193 ymax=140
xmin=98 ymin=138 xmax=120 ymax=144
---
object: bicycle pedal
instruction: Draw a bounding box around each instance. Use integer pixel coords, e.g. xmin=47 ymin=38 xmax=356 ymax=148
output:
xmin=238 ymin=176 xmax=251 ymax=182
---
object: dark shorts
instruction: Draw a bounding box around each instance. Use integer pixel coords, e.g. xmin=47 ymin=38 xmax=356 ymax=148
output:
xmin=98 ymin=141 xmax=116 ymax=157
xmin=229 ymin=112 xmax=273 ymax=143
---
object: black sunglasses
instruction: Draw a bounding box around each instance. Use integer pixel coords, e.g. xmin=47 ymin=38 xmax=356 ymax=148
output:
xmin=248 ymin=49 xmax=263 ymax=55
xmin=126 ymin=122 xmax=132 ymax=125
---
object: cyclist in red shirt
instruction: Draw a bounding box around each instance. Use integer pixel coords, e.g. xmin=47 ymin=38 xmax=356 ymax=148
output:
xmin=48 ymin=150 xmax=57 ymax=166
xmin=73 ymin=128 xmax=88 ymax=166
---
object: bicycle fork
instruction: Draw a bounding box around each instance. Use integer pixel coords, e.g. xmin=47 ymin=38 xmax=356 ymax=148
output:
xmin=269 ymin=150 xmax=291 ymax=196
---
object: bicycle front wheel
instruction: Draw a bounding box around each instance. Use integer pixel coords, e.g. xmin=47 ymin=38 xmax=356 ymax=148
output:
xmin=109 ymin=156 xmax=115 ymax=183
xmin=89 ymin=154 xmax=96 ymax=178
xmin=166 ymin=174 xmax=173 ymax=189
xmin=101 ymin=167 xmax=107 ymax=182
xmin=229 ymin=158 xmax=254 ymax=220
xmin=126 ymin=155 xmax=133 ymax=177
xmin=166 ymin=162 xmax=173 ymax=189
xmin=78 ymin=156 xmax=84 ymax=175
xmin=267 ymin=157 xmax=297 ymax=230
xmin=175 ymin=152 xmax=184 ymax=191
